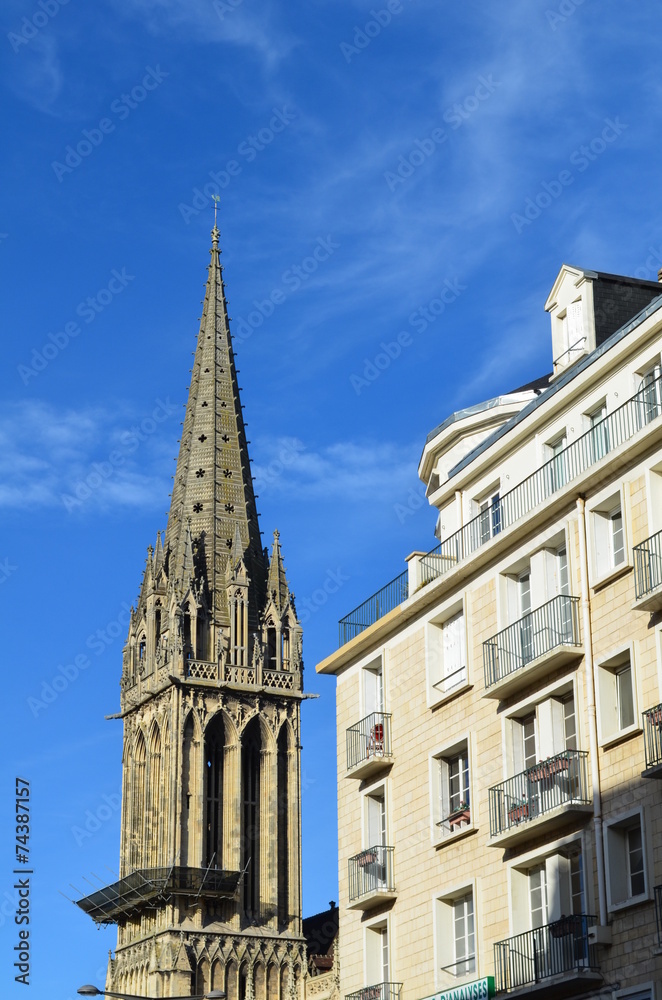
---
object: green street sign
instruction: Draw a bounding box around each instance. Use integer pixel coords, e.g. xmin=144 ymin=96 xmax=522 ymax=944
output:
xmin=420 ymin=977 xmax=495 ymax=1000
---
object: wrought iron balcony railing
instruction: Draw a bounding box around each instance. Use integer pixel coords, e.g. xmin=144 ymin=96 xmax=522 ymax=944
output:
xmin=346 ymin=984 xmax=402 ymax=1000
xmin=655 ymin=885 xmax=662 ymax=947
xmin=348 ymin=845 xmax=395 ymax=903
xmin=494 ymin=915 xmax=598 ymax=992
xmin=337 ymin=370 xmax=662 ymax=647
xmin=643 ymin=703 xmax=662 ymax=771
xmin=489 ymin=750 xmax=590 ymax=839
xmin=634 ymin=528 xmax=662 ymax=601
xmin=483 ymin=595 xmax=581 ymax=691
xmin=339 ymin=571 xmax=409 ymax=646
xmin=346 ymin=712 xmax=392 ymax=772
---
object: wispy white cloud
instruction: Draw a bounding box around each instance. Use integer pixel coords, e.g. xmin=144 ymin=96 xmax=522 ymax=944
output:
xmin=253 ymin=435 xmax=418 ymax=502
xmin=8 ymin=34 xmax=63 ymax=114
xmin=109 ymin=0 xmax=298 ymax=69
xmin=0 ymin=399 xmax=176 ymax=512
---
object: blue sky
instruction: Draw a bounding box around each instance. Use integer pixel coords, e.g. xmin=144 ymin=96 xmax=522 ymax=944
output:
xmin=3 ymin=0 xmax=662 ymax=996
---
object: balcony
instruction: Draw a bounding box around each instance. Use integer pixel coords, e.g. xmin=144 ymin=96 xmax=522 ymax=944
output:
xmin=337 ymin=370 xmax=662 ymax=648
xmin=346 ymin=712 xmax=392 ymax=779
xmin=642 ymin=703 xmax=662 ymax=778
xmin=348 ymin=846 xmax=396 ymax=910
xmin=494 ymin=915 xmax=600 ymax=996
xmin=633 ymin=529 xmax=662 ymax=610
xmin=339 ymin=571 xmax=408 ymax=646
xmin=346 ymin=985 xmax=402 ymax=1000
xmin=483 ymin=596 xmax=582 ymax=700
xmin=488 ymin=750 xmax=591 ymax=847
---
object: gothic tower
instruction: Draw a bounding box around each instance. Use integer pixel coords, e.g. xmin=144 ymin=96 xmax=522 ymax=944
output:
xmin=76 ymin=224 xmax=305 ymax=1000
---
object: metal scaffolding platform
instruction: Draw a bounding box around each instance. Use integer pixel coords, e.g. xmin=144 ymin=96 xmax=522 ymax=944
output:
xmin=75 ymin=866 xmax=240 ymax=924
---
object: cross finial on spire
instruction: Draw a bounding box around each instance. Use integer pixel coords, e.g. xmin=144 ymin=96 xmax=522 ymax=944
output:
xmin=211 ymin=195 xmax=221 ymax=249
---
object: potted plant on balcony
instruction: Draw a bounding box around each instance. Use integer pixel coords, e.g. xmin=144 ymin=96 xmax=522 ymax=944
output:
xmin=447 ymin=802 xmax=471 ymax=829
xmin=648 ymin=706 xmax=662 ymax=727
xmin=358 ymin=849 xmax=378 ymax=866
xmin=508 ymin=800 xmax=529 ymax=824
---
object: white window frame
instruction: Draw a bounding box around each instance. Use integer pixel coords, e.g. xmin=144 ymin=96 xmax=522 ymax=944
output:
xmin=425 ymin=598 xmax=470 ymax=708
xmin=363 ymin=914 xmax=392 ymax=987
xmin=508 ymin=836 xmax=587 ymax=938
xmin=429 ymin=734 xmax=474 ymax=845
xmin=603 ymin=807 xmax=651 ymax=912
xmin=362 ymin=778 xmax=389 ymax=850
xmin=433 ymin=878 xmax=477 ymax=988
xmin=472 ymin=484 xmax=502 ymax=544
xmin=361 ymin=655 xmax=385 ymax=718
xmin=596 ymin=643 xmax=639 ymax=747
xmin=502 ymin=678 xmax=580 ymax=778
xmin=588 ymin=485 xmax=631 ymax=586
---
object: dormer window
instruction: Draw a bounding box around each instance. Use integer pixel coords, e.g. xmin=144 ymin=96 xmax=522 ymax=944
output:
xmin=556 ymin=299 xmax=585 ymax=370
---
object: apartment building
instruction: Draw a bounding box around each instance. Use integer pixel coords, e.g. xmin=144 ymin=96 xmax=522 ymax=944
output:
xmin=316 ymin=263 xmax=662 ymax=1000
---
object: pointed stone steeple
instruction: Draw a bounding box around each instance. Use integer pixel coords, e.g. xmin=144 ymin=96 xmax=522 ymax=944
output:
xmin=267 ymin=529 xmax=290 ymax=613
xmin=164 ymin=223 xmax=266 ymax=635
xmin=79 ymin=223 xmax=306 ymax=1000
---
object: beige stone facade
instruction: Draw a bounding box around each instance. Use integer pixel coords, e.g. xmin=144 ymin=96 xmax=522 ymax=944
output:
xmin=318 ymin=265 xmax=662 ymax=1000
xmin=77 ymin=226 xmax=307 ymax=1000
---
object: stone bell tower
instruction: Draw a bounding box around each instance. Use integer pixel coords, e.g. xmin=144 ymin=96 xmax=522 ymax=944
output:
xmin=76 ymin=223 xmax=306 ymax=1000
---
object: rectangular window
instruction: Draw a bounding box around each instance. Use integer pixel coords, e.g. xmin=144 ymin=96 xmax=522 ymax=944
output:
xmin=592 ymin=495 xmax=627 ymax=579
xmin=611 ymin=509 xmax=625 ymax=567
xmin=479 ymin=491 xmax=501 ymax=543
xmin=363 ymin=662 xmax=384 ymax=715
xmin=598 ymin=649 xmax=637 ymax=742
xmin=637 ymin=363 xmax=662 ymax=427
xmin=436 ymin=886 xmax=476 ymax=982
xmin=434 ymin=741 xmax=472 ymax=839
xmin=427 ymin=607 xmax=467 ymax=703
xmin=605 ymin=812 xmax=648 ymax=909
xmin=588 ymin=402 xmax=610 ymax=462
xmin=453 ymin=894 xmax=475 ymax=976
xmin=563 ymin=693 xmax=577 ymax=750
xmin=365 ymin=923 xmax=389 ymax=985
xmin=529 ymin=864 xmax=548 ymax=928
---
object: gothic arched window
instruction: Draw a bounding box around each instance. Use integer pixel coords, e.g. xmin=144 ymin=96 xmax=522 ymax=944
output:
xmin=204 ymin=714 xmax=225 ymax=868
xmin=242 ymin=718 xmax=262 ymax=916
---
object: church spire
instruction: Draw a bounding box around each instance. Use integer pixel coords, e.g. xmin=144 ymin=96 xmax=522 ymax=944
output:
xmin=164 ymin=221 xmax=266 ymax=633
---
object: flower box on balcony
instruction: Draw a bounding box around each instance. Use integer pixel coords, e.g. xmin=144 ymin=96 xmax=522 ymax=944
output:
xmin=358 ymin=851 xmax=378 ymax=866
xmin=448 ymin=807 xmax=471 ymax=829
xmin=648 ymin=707 xmax=662 ymax=727
xmin=529 ymin=757 xmax=570 ymax=781
xmin=508 ymin=802 xmax=529 ymax=824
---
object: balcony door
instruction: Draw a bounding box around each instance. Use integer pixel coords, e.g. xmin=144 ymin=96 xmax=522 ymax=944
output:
xmin=364 ymin=664 xmax=384 ymax=716
xmin=518 ymin=572 xmax=534 ymax=664
xmin=365 ymin=791 xmax=387 ymax=890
